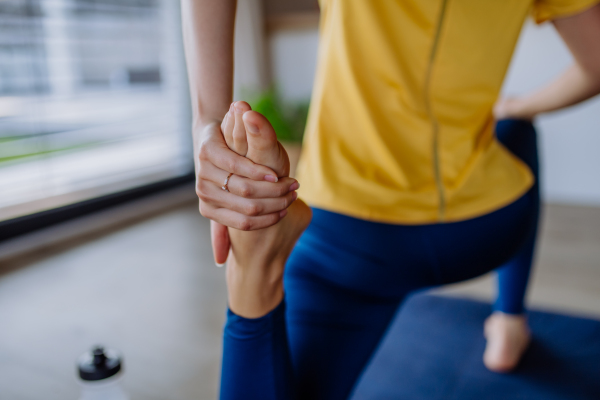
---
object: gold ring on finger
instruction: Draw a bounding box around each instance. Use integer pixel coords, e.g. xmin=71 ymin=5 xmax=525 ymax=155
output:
xmin=222 ymin=173 xmax=234 ymax=192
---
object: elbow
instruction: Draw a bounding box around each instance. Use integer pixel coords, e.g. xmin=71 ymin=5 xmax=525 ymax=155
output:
xmin=581 ymin=64 xmax=600 ymax=95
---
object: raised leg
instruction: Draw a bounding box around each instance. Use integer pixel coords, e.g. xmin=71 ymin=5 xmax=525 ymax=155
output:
xmin=219 ymin=102 xmax=311 ymax=400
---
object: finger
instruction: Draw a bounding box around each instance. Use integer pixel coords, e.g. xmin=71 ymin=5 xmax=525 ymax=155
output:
xmin=229 ymin=175 xmax=298 ymax=199
xmin=203 ymin=203 xmax=287 ymax=231
xmin=232 ymin=101 xmax=251 ymax=156
xmin=204 ymin=139 xmax=279 ymax=182
xmin=223 ymin=103 xmax=235 ymax=149
xmin=201 ymin=180 xmax=298 ymax=216
xmin=211 ymin=220 xmax=230 ymax=266
xmin=200 ymin=163 xmax=298 ymax=198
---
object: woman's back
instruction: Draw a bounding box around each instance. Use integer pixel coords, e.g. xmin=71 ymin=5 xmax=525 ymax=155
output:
xmin=296 ymin=0 xmax=593 ymax=223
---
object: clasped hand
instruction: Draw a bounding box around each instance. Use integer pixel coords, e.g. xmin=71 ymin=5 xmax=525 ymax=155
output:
xmin=193 ymin=102 xmax=299 ymax=264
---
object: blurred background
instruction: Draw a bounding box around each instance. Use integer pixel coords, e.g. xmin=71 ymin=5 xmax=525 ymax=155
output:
xmin=0 ymin=0 xmax=191 ymax=223
xmin=0 ymin=0 xmax=598 ymax=399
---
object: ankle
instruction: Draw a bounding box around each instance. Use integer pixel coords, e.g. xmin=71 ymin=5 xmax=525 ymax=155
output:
xmin=485 ymin=312 xmax=530 ymax=340
xmin=487 ymin=311 xmax=528 ymax=325
xmin=226 ymin=259 xmax=285 ymax=318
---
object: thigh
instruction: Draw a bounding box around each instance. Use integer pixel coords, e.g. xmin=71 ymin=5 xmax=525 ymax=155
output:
xmin=284 ymin=244 xmax=403 ymax=400
xmin=424 ymin=120 xmax=539 ymax=284
xmin=425 ymin=189 xmax=537 ymax=285
xmin=290 ymin=208 xmax=439 ymax=298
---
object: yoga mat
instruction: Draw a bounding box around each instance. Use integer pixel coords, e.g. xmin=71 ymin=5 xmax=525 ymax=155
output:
xmin=351 ymin=294 xmax=600 ymax=400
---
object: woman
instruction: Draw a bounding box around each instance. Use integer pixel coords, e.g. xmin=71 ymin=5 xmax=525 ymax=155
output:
xmin=182 ymin=1 xmax=600 ymax=399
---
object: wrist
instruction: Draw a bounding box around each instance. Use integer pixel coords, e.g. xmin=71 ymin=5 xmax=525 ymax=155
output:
xmin=506 ymin=98 xmax=538 ymax=121
xmin=192 ymin=118 xmax=223 ymax=154
xmin=193 ymin=117 xmax=222 ymax=135
xmin=495 ymin=97 xmax=535 ymax=121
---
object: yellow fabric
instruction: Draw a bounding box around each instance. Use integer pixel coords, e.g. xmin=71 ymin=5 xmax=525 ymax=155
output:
xmin=533 ymin=0 xmax=600 ymax=23
xmin=296 ymin=0 xmax=593 ymax=224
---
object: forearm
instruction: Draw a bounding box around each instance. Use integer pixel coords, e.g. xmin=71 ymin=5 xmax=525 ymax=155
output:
xmin=508 ymin=63 xmax=600 ymax=119
xmin=497 ymin=4 xmax=600 ymax=121
xmin=181 ymin=0 xmax=236 ymax=133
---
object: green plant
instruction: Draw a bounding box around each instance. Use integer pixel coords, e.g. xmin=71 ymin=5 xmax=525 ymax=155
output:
xmin=247 ymin=88 xmax=309 ymax=143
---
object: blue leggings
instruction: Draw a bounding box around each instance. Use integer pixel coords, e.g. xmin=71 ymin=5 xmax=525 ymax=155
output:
xmin=220 ymin=120 xmax=540 ymax=400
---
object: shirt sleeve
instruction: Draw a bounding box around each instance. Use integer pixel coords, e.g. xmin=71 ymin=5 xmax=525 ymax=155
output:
xmin=532 ymin=0 xmax=600 ymax=23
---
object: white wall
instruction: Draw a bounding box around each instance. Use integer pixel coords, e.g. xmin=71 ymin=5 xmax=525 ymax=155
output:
xmin=269 ymin=28 xmax=320 ymax=102
xmin=233 ymin=0 xmax=269 ymax=99
xmin=269 ymin=21 xmax=600 ymax=206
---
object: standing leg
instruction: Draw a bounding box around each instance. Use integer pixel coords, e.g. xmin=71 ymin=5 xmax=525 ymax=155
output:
xmin=285 ymin=258 xmax=402 ymax=400
xmin=484 ymin=119 xmax=541 ymax=372
xmin=494 ymin=119 xmax=540 ymax=315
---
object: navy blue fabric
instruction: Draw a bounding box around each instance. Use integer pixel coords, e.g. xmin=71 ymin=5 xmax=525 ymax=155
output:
xmin=220 ymin=120 xmax=542 ymax=400
xmin=221 ymin=301 xmax=294 ymax=400
xmin=352 ymin=294 xmax=600 ymax=400
xmin=494 ymin=119 xmax=540 ymax=314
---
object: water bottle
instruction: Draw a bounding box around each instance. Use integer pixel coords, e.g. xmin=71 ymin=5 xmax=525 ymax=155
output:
xmin=77 ymin=345 xmax=129 ymax=400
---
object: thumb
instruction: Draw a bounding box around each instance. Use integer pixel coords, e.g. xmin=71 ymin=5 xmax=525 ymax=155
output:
xmin=211 ymin=220 xmax=230 ymax=267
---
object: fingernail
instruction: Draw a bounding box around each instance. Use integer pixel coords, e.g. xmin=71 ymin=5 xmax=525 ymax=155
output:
xmin=245 ymin=122 xmax=258 ymax=134
xmin=264 ymin=174 xmax=278 ymax=182
xmin=280 ymin=209 xmax=288 ymax=218
xmin=288 ymin=181 xmax=300 ymax=191
xmin=291 ymin=191 xmax=298 ymax=201
xmin=216 ymin=262 xmax=226 ymax=268
xmin=235 ymin=102 xmax=244 ymax=113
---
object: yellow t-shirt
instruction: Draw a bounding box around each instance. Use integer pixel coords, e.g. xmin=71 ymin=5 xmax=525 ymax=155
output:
xmin=296 ymin=0 xmax=599 ymax=224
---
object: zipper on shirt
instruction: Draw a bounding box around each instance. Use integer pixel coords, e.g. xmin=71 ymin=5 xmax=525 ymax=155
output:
xmin=423 ymin=0 xmax=449 ymax=221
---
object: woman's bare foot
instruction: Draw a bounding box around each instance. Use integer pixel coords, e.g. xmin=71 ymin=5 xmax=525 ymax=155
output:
xmin=222 ymin=102 xmax=312 ymax=318
xmin=483 ymin=312 xmax=531 ymax=372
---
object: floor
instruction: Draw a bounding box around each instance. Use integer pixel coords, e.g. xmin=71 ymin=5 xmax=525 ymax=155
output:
xmin=0 ymin=202 xmax=598 ymax=400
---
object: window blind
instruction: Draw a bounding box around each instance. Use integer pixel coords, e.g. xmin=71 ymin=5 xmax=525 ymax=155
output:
xmin=0 ymin=0 xmax=192 ymax=222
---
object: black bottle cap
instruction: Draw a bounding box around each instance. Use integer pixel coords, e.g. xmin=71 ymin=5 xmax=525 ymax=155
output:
xmin=78 ymin=345 xmax=122 ymax=381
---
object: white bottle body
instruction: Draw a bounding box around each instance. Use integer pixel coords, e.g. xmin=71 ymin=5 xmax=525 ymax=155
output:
xmin=78 ymin=374 xmax=129 ymax=400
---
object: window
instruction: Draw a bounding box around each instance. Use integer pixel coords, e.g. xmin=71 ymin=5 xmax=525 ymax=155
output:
xmin=0 ymin=0 xmax=192 ymax=222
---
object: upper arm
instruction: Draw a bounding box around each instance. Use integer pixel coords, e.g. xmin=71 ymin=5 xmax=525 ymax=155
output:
xmin=552 ymin=3 xmax=600 ymax=77
xmin=532 ymin=0 xmax=600 ymax=23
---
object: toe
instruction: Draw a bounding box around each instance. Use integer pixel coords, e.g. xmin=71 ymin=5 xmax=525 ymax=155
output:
xmin=243 ymin=111 xmax=290 ymax=177
xmin=222 ymin=103 xmax=236 ymax=149
xmin=232 ymin=101 xmax=251 ymax=156
xmin=243 ymin=110 xmax=278 ymax=150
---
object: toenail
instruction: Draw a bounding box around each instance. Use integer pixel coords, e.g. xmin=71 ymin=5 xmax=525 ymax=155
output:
xmin=245 ymin=122 xmax=258 ymax=133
